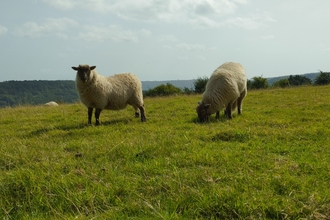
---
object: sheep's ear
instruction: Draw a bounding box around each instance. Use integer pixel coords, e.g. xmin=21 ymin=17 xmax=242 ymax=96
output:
xmin=204 ymin=104 xmax=211 ymax=108
xmin=90 ymin=66 xmax=96 ymax=70
xmin=72 ymin=66 xmax=78 ymax=71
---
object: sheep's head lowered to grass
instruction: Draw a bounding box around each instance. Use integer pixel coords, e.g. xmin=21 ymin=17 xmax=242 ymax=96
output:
xmin=72 ymin=65 xmax=96 ymax=83
xmin=196 ymin=102 xmax=211 ymax=122
xmin=196 ymin=62 xmax=247 ymax=123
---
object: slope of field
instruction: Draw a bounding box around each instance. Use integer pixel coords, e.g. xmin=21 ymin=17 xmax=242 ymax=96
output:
xmin=1 ymin=85 xmax=330 ymax=219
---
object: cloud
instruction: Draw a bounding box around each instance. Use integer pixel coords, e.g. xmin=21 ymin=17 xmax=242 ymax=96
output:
xmin=177 ymin=56 xmax=189 ymax=60
xmin=177 ymin=43 xmax=205 ymax=51
xmin=42 ymin=0 xmax=258 ymax=28
xmin=42 ymin=0 xmax=77 ymax=10
xmin=196 ymin=55 xmax=206 ymax=60
xmin=0 ymin=24 xmax=8 ymax=36
xmin=162 ymin=45 xmax=174 ymax=50
xmin=159 ymin=34 xmax=178 ymax=42
xmin=260 ymin=35 xmax=275 ymax=40
xmin=222 ymin=12 xmax=276 ymax=30
xmin=13 ymin=17 xmax=78 ymax=38
xmin=12 ymin=15 xmax=150 ymax=43
xmin=77 ymin=25 xmax=149 ymax=42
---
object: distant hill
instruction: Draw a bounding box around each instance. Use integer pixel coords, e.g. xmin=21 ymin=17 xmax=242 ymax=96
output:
xmin=0 ymin=72 xmax=321 ymax=107
xmin=0 ymin=80 xmax=78 ymax=107
xmin=0 ymin=79 xmax=195 ymax=107
xmin=142 ymin=80 xmax=194 ymax=90
xmin=143 ymin=73 xmax=321 ymax=89
xmin=267 ymin=72 xmax=319 ymax=85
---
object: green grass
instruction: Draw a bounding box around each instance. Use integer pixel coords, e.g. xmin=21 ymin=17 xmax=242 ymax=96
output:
xmin=1 ymin=85 xmax=330 ymax=219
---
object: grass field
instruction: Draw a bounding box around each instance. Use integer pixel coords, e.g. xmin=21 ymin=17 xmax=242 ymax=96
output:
xmin=1 ymin=85 xmax=330 ymax=219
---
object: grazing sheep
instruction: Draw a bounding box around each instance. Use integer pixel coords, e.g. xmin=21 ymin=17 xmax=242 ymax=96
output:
xmin=72 ymin=64 xmax=146 ymax=125
xmin=196 ymin=62 xmax=247 ymax=122
xmin=44 ymin=101 xmax=59 ymax=106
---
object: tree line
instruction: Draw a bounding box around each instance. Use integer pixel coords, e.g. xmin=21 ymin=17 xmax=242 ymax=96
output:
xmin=0 ymin=71 xmax=329 ymax=107
xmin=248 ymin=71 xmax=330 ymax=89
xmin=0 ymin=80 xmax=79 ymax=107
xmin=143 ymin=71 xmax=330 ymax=96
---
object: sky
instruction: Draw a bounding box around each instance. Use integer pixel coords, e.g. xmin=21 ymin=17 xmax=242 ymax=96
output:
xmin=0 ymin=0 xmax=330 ymax=82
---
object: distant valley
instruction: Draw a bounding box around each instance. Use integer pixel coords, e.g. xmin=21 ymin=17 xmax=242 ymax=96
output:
xmin=0 ymin=72 xmax=320 ymax=107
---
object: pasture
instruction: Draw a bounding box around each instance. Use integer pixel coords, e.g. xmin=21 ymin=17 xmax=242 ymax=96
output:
xmin=1 ymin=85 xmax=330 ymax=219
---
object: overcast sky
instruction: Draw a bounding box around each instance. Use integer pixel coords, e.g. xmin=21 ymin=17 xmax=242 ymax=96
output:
xmin=0 ymin=0 xmax=329 ymax=82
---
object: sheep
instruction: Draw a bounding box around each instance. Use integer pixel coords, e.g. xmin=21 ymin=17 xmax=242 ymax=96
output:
xmin=71 ymin=64 xmax=146 ymax=125
xmin=44 ymin=101 xmax=59 ymax=106
xmin=196 ymin=62 xmax=247 ymax=122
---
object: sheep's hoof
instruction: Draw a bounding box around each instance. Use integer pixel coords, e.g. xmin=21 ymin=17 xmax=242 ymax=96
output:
xmin=135 ymin=112 xmax=140 ymax=118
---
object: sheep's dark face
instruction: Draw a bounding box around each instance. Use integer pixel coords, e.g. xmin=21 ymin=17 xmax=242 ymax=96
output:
xmin=196 ymin=102 xmax=211 ymax=122
xmin=72 ymin=65 xmax=96 ymax=82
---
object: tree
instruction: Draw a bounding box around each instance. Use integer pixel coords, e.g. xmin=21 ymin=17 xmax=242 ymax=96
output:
xmin=250 ymin=76 xmax=269 ymax=89
xmin=144 ymin=83 xmax=182 ymax=97
xmin=193 ymin=76 xmax=209 ymax=94
xmin=288 ymin=75 xmax=312 ymax=86
xmin=273 ymin=79 xmax=290 ymax=88
xmin=183 ymin=87 xmax=194 ymax=95
xmin=314 ymin=71 xmax=330 ymax=85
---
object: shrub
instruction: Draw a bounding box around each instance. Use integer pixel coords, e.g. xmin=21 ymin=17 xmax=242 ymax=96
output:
xmin=288 ymin=75 xmax=312 ymax=86
xmin=273 ymin=79 xmax=290 ymax=88
xmin=194 ymin=76 xmax=209 ymax=94
xmin=144 ymin=83 xmax=182 ymax=97
xmin=249 ymin=76 xmax=269 ymax=89
xmin=183 ymin=87 xmax=194 ymax=95
xmin=314 ymin=71 xmax=330 ymax=85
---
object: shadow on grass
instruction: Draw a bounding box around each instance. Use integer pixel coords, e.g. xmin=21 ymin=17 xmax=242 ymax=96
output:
xmin=191 ymin=115 xmax=229 ymax=124
xmin=29 ymin=117 xmax=138 ymax=136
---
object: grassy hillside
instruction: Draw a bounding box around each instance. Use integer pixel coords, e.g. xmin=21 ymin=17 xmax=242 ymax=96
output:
xmin=0 ymin=80 xmax=79 ymax=107
xmin=1 ymin=85 xmax=330 ymax=219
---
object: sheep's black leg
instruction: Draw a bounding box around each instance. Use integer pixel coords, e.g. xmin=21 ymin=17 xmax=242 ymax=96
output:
xmin=88 ymin=107 xmax=93 ymax=125
xmin=95 ymin=108 xmax=102 ymax=126
xmin=237 ymin=89 xmax=247 ymax=115
xmin=215 ymin=111 xmax=220 ymax=120
xmin=226 ymin=104 xmax=232 ymax=119
xmin=133 ymin=106 xmax=140 ymax=118
xmin=237 ymin=93 xmax=245 ymax=115
xmin=237 ymin=99 xmax=242 ymax=115
xmin=138 ymin=105 xmax=146 ymax=122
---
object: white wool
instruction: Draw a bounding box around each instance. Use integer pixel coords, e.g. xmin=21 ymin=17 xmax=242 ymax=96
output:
xmin=76 ymin=71 xmax=144 ymax=111
xmin=44 ymin=101 xmax=59 ymax=106
xmin=197 ymin=62 xmax=247 ymax=120
xmin=73 ymin=64 xmax=146 ymax=124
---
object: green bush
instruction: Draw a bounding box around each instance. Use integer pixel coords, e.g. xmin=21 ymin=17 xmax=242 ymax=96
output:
xmin=288 ymin=75 xmax=312 ymax=86
xmin=314 ymin=71 xmax=330 ymax=85
xmin=144 ymin=83 xmax=182 ymax=97
xmin=273 ymin=79 xmax=290 ymax=88
xmin=249 ymin=76 xmax=269 ymax=89
xmin=193 ymin=76 xmax=209 ymax=94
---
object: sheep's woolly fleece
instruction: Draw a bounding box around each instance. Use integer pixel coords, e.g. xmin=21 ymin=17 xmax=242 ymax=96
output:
xmin=75 ymin=67 xmax=144 ymax=111
xmin=197 ymin=62 xmax=247 ymax=121
xmin=72 ymin=64 xmax=146 ymax=125
xmin=44 ymin=101 xmax=59 ymax=106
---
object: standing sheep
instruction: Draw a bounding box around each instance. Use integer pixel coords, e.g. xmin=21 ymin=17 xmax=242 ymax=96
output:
xmin=72 ymin=64 xmax=146 ymax=125
xmin=196 ymin=62 xmax=247 ymax=122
